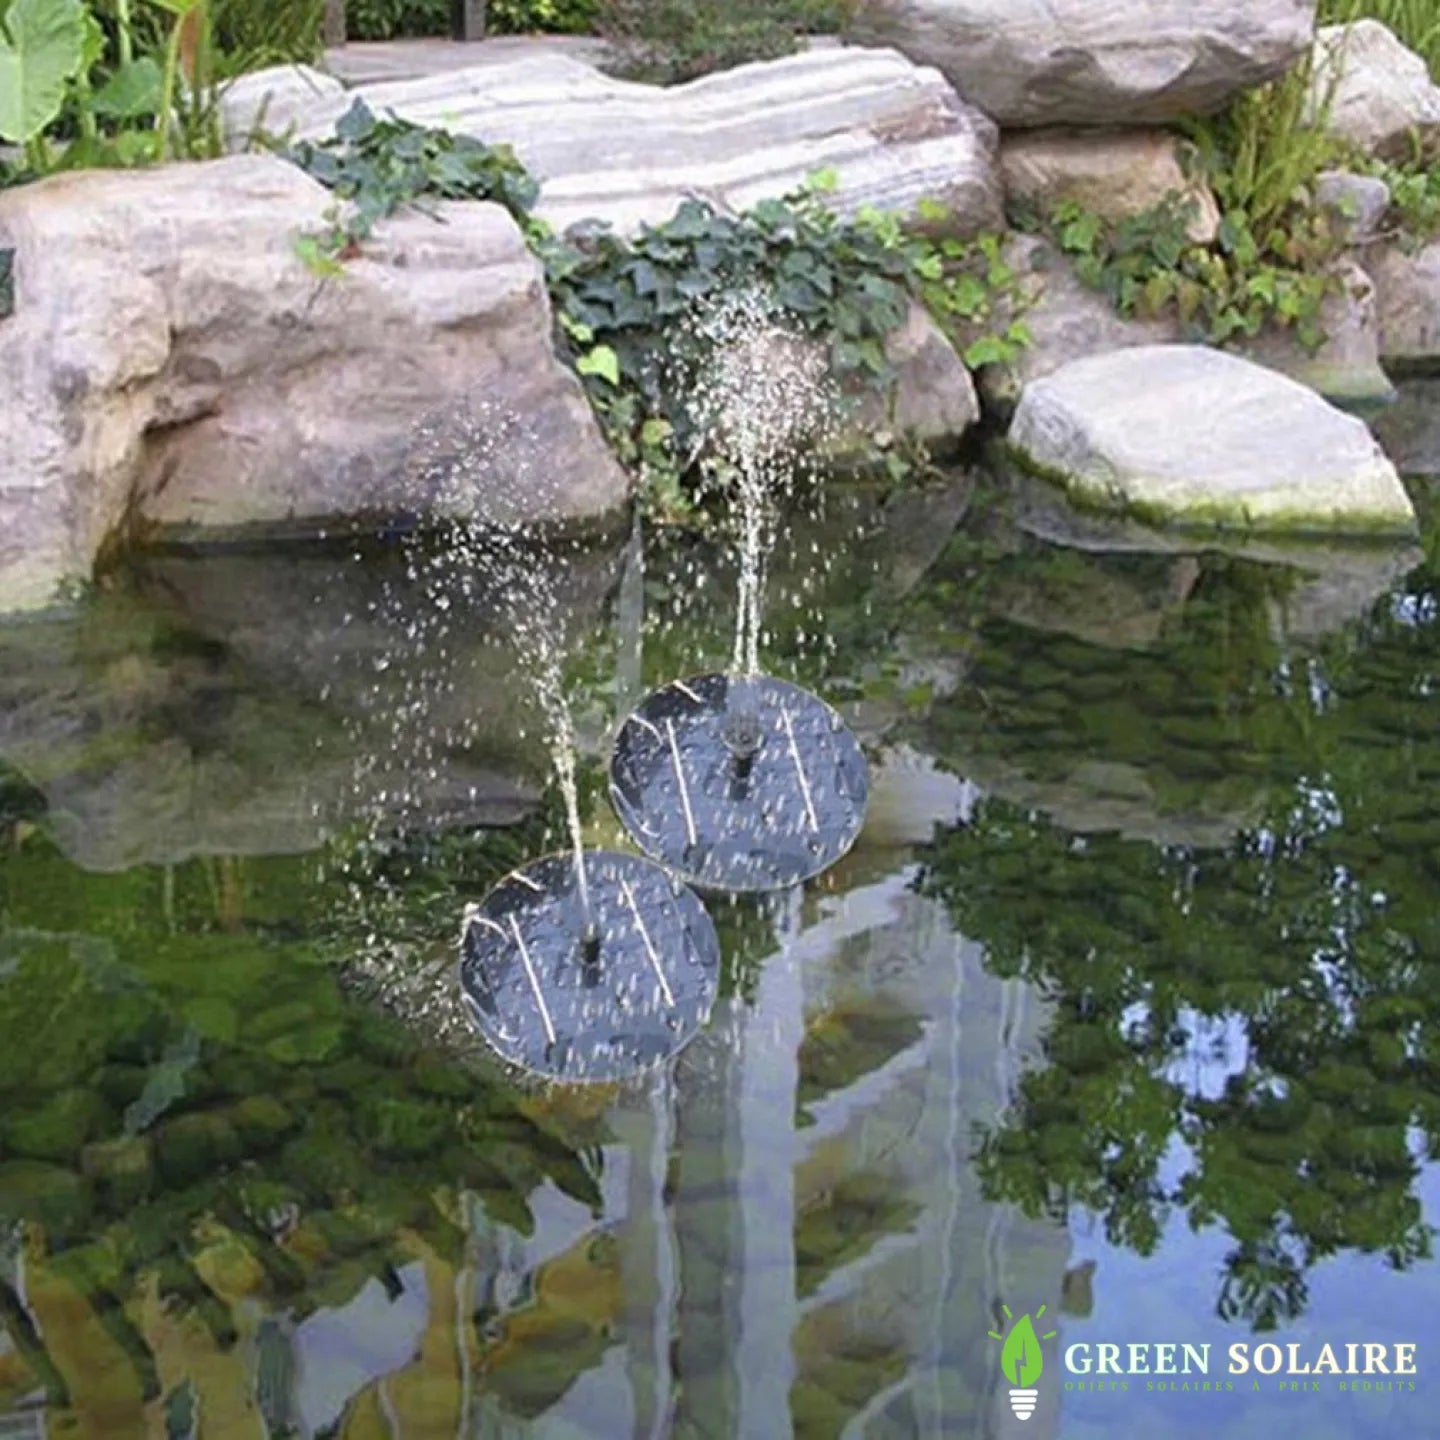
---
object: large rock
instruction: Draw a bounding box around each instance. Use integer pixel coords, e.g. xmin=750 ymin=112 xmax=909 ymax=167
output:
xmin=850 ymin=301 xmax=981 ymax=456
xmin=246 ymin=48 xmax=1003 ymax=237
xmin=1315 ymin=170 xmax=1391 ymax=247
xmin=1008 ymin=345 xmax=1417 ymax=536
xmin=1367 ymin=237 xmax=1440 ymax=371
xmin=999 ymin=129 xmax=1219 ymax=242
xmin=1308 ymin=21 xmax=1440 ymax=161
xmin=847 ymin=0 xmax=1315 ymax=127
xmin=219 ymin=63 xmax=346 ymax=142
xmin=1233 ymin=257 xmax=1394 ymax=406
xmin=1372 ymin=376 xmax=1440 ymax=477
xmin=0 ymin=154 xmax=627 ymax=611
xmin=977 ymin=239 xmax=1390 ymax=417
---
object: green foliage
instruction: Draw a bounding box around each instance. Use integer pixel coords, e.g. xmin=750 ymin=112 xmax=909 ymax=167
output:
xmin=1024 ymin=44 xmax=1345 ymax=351
xmin=209 ymin=0 xmax=323 ymax=70
xmin=344 ymin=0 xmax=447 ymax=40
xmin=0 ymin=0 xmax=224 ymax=184
xmin=285 ymin=98 xmax=539 ymax=261
xmin=283 ymin=109 xmax=1024 ymax=515
xmin=488 ymin=0 xmax=598 ymax=34
xmin=1043 ymin=193 xmax=1340 ymax=350
xmin=540 ymin=179 xmax=1021 ymax=517
xmin=1180 ymin=52 xmax=1339 ymax=243
xmin=0 ymin=0 xmax=88 ymax=147
xmin=598 ymin=0 xmax=853 ymax=85
xmin=1349 ymin=137 xmax=1440 ymax=248
xmin=0 ymin=247 xmax=13 ymax=320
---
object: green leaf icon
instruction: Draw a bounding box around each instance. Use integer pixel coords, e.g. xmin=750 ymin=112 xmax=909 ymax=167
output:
xmin=1001 ymin=1314 xmax=1044 ymax=1387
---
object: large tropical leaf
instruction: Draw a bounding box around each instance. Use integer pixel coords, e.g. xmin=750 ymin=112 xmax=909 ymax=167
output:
xmin=0 ymin=0 xmax=86 ymax=145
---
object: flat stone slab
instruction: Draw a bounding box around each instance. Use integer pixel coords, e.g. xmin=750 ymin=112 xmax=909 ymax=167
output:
xmin=1007 ymin=345 xmax=1417 ymax=537
xmin=323 ymin=35 xmax=616 ymax=86
xmin=231 ymin=47 xmax=1002 ymax=237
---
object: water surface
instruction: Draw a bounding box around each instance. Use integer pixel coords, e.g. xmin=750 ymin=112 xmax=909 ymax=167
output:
xmin=1 ymin=463 xmax=1437 ymax=1438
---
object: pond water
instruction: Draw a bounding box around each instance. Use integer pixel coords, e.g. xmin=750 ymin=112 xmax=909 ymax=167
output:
xmin=1 ymin=457 xmax=1437 ymax=1439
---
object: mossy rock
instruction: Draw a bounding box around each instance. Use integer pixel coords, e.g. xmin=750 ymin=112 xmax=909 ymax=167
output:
xmin=357 ymin=1096 xmax=451 ymax=1159
xmin=2 ymin=1087 xmax=112 ymax=1162
xmin=0 ymin=1160 xmax=93 ymax=1231
xmin=263 ymin=1022 xmax=344 ymax=1066
xmin=79 ymin=1135 xmax=154 ymax=1209
xmin=154 ymin=1111 xmax=244 ymax=1187
xmin=229 ymin=1095 xmax=299 ymax=1150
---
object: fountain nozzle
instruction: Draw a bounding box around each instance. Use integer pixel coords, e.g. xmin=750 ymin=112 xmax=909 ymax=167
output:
xmin=580 ymin=923 xmax=602 ymax=981
xmin=721 ymin=710 xmax=764 ymax=784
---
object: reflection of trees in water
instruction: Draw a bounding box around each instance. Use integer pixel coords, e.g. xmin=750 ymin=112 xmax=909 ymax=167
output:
xmin=918 ymin=540 xmax=1440 ymax=1331
xmin=0 ymin=833 xmax=608 ymax=1428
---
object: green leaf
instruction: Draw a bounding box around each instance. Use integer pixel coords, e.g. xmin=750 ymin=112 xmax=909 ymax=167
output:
xmin=577 ymin=343 xmax=622 ymax=386
xmin=806 ymin=166 xmax=839 ymax=193
xmin=0 ymin=0 xmax=87 ymax=145
xmin=91 ymin=56 xmax=163 ymax=119
xmin=640 ymin=417 xmax=673 ymax=448
xmin=962 ymin=334 xmax=1014 ymax=368
xmin=1001 ymin=1314 xmax=1044 ymax=1388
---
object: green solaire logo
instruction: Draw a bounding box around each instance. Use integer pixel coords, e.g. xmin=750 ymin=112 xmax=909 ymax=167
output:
xmin=990 ymin=1305 xmax=1058 ymax=1421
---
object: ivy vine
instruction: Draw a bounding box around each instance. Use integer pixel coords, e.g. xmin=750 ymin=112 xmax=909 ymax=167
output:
xmin=1029 ymin=193 xmax=1342 ymax=352
xmin=284 ymin=108 xmax=1026 ymax=519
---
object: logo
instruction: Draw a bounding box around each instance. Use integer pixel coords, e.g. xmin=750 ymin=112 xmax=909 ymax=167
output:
xmin=990 ymin=1304 xmax=1058 ymax=1421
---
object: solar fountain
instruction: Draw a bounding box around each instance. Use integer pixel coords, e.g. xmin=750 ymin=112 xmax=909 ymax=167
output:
xmin=609 ymin=291 xmax=871 ymax=893
xmin=444 ymin=501 xmax=721 ymax=1084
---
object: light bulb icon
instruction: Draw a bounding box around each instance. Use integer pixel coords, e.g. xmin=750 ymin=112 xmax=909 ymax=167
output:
xmin=989 ymin=1304 xmax=1057 ymax=1421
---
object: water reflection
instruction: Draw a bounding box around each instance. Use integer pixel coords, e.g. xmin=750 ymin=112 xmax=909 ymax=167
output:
xmin=1 ymin=470 xmax=1438 ymax=1436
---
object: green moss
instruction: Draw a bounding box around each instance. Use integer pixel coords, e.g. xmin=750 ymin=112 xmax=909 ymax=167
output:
xmin=154 ymin=1112 xmax=244 ymax=1188
xmin=1004 ymin=440 xmax=1420 ymax=539
xmin=0 ymin=1160 xmax=93 ymax=1232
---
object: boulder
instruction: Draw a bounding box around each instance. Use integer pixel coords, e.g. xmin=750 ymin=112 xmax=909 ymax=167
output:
xmin=965 ymin=234 xmax=1179 ymax=417
xmin=244 ymin=48 xmax=1003 ymax=238
xmin=850 ymin=301 xmax=981 ymax=456
xmin=1233 ymin=257 xmax=1394 ymax=406
xmin=1008 ymin=345 xmax=1417 ymax=536
xmin=1372 ymin=376 xmax=1440 ymax=477
xmin=999 ymin=129 xmax=1219 ymax=242
xmin=1308 ymin=21 xmax=1440 ymax=161
xmin=846 ymin=0 xmax=1315 ymax=127
xmin=0 ymin=153 xmax=627 ymax=612
xmin=1367 ymin=237 xmax=1440 ymax=371
xmin=1315 ymin=170 xmax=1391 ymax=247
xmin=971 ymin=238 xmax=1391 ymax=419
xmin=219 ymin=63 xmax=346 ymax=143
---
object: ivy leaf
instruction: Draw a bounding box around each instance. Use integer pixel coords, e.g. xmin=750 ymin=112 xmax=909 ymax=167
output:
xmin=962 ymin=335 xmax=1014 ymax=368
xmin=578 ymin=344 xmax=622 ymax=386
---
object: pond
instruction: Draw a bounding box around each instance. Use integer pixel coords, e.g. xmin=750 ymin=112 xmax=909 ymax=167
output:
xmin=1 ymin=453 xmax=1437 ymax=1439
